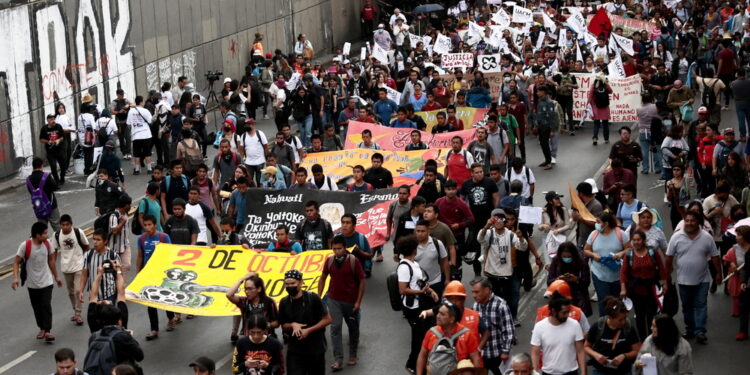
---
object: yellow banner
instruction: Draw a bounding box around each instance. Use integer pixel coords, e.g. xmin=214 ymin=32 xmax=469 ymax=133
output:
xmin=300 ymin=148 xmax=447 ymax=182
xmin=125 ymin=244 xmax=333 ymax=316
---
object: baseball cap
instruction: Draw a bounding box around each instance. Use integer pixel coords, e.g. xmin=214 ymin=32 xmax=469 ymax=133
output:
xmin=491 ymin=208 xmax=506 ymax=218
xmin=189 ymin=356 xmax=216 ymax=372
xmin=697 ymin=106 xmax=708 ymax=114
xmin=723 ymin=128 xmax=735 ymax=135
xmin=223 ymin=77 xmax=232 ymax=84
xmin=545 ymin=191 xmax=564 ymax=201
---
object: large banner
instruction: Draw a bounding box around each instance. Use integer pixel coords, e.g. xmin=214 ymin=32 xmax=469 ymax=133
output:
xmin=586 ymin=13 xmax=659 ymax=38
xmin=415 ymin=107 xmax=488 ymax=131
xmin=300 ymin=147 xmax=446 ymax=181
xmin=125 ymin=244 xmax=333 ymax=316
xmin=345 ymin=121 xmax=477 ymax=151
xmin=571 ymin=73 xmax=642 ymax=122
xmin=241 ymin=188 xmax=403 ymax=249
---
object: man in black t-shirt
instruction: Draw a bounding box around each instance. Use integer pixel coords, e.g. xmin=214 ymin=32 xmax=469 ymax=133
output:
xmin=303 ymin=74 xmax=326 ymax=135
xmin=279 ymin=269 xmax=331 ymax=375
xmin=160 ymin=160 xmax=190 ymax=216
xmin=164 ymin=198 xmax=199 ymax=245
xmin=39 ymin=114 xmax=68 ymax=184
xmin=364 ymin=153 xmax=394 ymax=189
xmin=295 ymin=201 xmax=333 ymax=251
xmin=460 ymin=164 xmax=500 ymax=275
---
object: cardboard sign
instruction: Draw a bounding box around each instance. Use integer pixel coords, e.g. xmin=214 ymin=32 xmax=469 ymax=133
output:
xmin=571 ymin=73 xmax=642 ymax=122
xmin=442 ymin=53 xmax=474 ymax=68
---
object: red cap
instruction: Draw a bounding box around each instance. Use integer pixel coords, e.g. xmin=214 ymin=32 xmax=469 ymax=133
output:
xmin=265 ymin=52 xmax=272 ymax=58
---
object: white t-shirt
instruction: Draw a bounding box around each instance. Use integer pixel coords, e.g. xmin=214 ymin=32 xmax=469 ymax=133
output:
xmin=239 ymin=130 xmax=268 ymax=166
xmin=506 ymin=166 xmax=536 ymax=198
xmin=530 ymin=317 xmax=584 ymax=374
xmin=16 ymin=240 xmax=55 ymax=289
xmin=415 ymin=237 xmax=448 ymax=285
xmin=95 ymin=117 xmax=118 ymax=138
xmin=185 ymin=203 xmax=208 ymax=244
xmin=397 ymin=258 xmax=426 ymax=310
xmin=76 ymin=113 xmax=96 ymax=147
xmin=57 ymin=114 xmax=74 ymax=133
xmin=52 ymin=229 xmax=89 ymax=274
xmin=126 ymin=107 xmax=153 ymax=140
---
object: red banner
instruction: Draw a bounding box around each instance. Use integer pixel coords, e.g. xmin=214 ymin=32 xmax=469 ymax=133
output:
xmin=345 ymin=121 xmax=478 ymax=151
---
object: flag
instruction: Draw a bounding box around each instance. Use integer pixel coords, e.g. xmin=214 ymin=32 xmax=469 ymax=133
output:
xmin=587 ymin=7 xmax=612 ymax=40
xmin=576 ymin=42 xmax=583 ymax=62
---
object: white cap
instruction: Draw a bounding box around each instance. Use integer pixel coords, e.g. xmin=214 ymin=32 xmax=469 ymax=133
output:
xmin=584 ymin=178 xmax=599 ymax=194
xmin=224 ymin=77 xmax=232 ymax=84
xmin=378 ymin=23 xmax=385 ymax=29
xmin=343 ymin=59 xmax=351 ymax=64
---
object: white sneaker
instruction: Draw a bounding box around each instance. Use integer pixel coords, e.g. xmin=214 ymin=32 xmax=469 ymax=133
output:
xmin=263 ymin=114 xmax=269 ymax=120
xmin=551 ymin=157 xmax=557 ymax=164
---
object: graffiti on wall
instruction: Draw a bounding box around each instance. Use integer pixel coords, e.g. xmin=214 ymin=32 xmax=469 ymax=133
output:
xmin=144 ymin=50 xmax=196 ymax=92
xmin=0 ymin=0 xmax=135 ymax=168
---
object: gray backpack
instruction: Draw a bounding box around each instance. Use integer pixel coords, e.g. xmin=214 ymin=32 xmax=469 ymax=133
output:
xmin=426 ymin=326 xmax=469 ymax=375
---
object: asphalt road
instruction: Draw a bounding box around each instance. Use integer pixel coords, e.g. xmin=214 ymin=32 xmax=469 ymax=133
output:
xmin=1 ymin=105 xmax=749 ymax=374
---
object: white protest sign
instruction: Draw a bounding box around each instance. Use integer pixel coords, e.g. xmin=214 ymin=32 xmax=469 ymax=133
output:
xmin=512 ymin=5 xmax=533 ymax=23
xmin=492 ymin=9 xmax=511 ymax=27
xmin=372 ymin=44 xmax=389 ymax=64
xmin=469 ymin=22 xmax=485 ymax=39
xmin=287 ymin=72 xmax=301 ymax=90
xmin=571 ymin=73 xmax=642 ymax=122
xmin=361 ymin=47 xmax=367 ymax=60
xmin=608 ymin=54 xmax=626 ymax=78
xmin=434 ymin=33 xmax=452 ymax=55
xmin=559 ymin=28 xmax=568 ymax=48
xmin=566 ymin=10 xmax=586 ymax=36
xmin=542 ymin=12 xmax=557 ymax=33
xmin=549 ymin=59 xmax=559 ymax=74
xmin=343 ymin=42 xmax=351 ymax=56
xmin=384 ymin=85 xmax=401 ymax=104
xmin=612 ymin=33 xmax=634 ymax=56
xmin=576 ymin=42 xmax=583 ymax=61
xmin=583 ymin=32 xmax=598 ymax=46
xmin=397 ymin=61 xmax=405 ymax=72
xmin=423 ymin=36 xmax=433 ymax=56
xmin=488 ymin=27 xmax=504 ymax=48
xmin=442 ymin=53 xmax=474 ymax=68
xmin=535 ymin=31 xmax=546 ymax=51
xmin=519 ymin=206 xmax=543 ymax=225
xmin=408 ymin=33 xmax=422 ymax=48
xmin=477 ymin=54 xmax=502 ymax=73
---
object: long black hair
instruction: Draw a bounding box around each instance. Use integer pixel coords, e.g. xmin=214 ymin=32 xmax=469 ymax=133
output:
xmin=552 ymin=242 xmax=584 ymax=272
xmin=545 ymin=201 xmax=565 ymax=226
xmin=652 ymin=314 xmax=680 ymax=356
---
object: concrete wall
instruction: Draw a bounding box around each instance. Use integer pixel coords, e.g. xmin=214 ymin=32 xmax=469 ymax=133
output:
xmin=0 ymin=0 xmax=361 ymax=178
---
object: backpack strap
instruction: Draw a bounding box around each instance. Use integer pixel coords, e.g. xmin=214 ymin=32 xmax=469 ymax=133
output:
xmin=165 ymin=175 xmax=172 ymax=192
xmin=74 ymin=228 xmax=85 ymax=250
xmin=614 ymin=227 xmax=624 ymax=246
xmin=55 ymin=230 xmax=61 ymax=250
xmin=449 ymin=327 xmax=469 ymax=341
xmin=429 ymin=327 xmax=444 ymax=340
xmin=25 ymin=239 xmax=32 ymax=259
xmin=139 ymin=234 xmax=146 ymax=251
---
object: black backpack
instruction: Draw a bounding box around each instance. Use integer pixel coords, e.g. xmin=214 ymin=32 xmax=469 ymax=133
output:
xmin=94 ymin=211 xmax=117 ymax=240
xmin=83 ymin=327 xmax=122 ymax=375
xmin=594 ymin=83 xmax=610 ymax=108
xmin=701 ymin=79 xmax=719 ymax=108
xmin=387 ymin=261 xmax=412 ymax=311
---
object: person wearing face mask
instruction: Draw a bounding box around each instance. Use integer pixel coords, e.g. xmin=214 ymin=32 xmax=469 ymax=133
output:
xmin=278 ymin=269 xmax=332 ymax=375
xmin=546 ymin=244 xmax=593 ymax=318
xmin=231 ymin=315 xmax=284 ymax=375
xmin=584 ymin=212 xmax=631 ymax=316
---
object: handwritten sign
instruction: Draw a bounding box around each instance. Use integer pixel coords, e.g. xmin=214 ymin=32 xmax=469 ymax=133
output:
xmin=343 ymin=42 xmax=351 ymax=56
xmin=434 ymin=33 xmax=452 ymax=55
xmin=512 ymin=6 xmax=533 ymax=23
xmin=442 ymin=53 xmax=474 ymax=68
xmin=478 ymin=54 xmax=502 ymax=73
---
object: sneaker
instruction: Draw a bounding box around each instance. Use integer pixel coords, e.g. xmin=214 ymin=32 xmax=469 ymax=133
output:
xmin=696 ymin=334 xmax=708 ymax=344
xmin=405 ymin=365 xmax=416 ymax=374
xmin=737 ymin=332 xmax=748 ymax=341
xmin=544 ymin=164 xmax=553 ymax=170
xmin=592 ymin=138 xmax=598 ymax=146
xmin=710 ymin=282 xmax=718 ymax=294
xmin=230 ymin=333 xmax=239 ymax=343
xmin=551 ymin=157 xmax=557 ymax=164
xmin=264 ymin=114 xmax=270 ymax=120
xmin=376 ymin=254 xmax=384 ymax=262
xmin=538 ymin=162 xmax=548 ymax=167
xmin=722 ymin=106 xmax=730 ymax=111
xmin=569 ymin=131 xmax=575 ymax=136
xmin=604 ymin=140 xmax=610 ymax=144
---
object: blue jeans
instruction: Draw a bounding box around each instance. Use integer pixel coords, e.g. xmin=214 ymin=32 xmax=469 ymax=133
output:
xmin=737 ymin=101 xmax=750 ymax=139
xmin=639 ymin=132 xmax=662 ymax=173
xmin=593 ymin=120 xmax=610 ymax=141
xmin=550 ymin=131 xmax=559 ymax=158
xmin=592 ymin=273 xmax=621 ymax=316
xmin=297 ymin=114 xmax=313 ymax=148
xmin=679 ymin=282 xmax=710 ymax=336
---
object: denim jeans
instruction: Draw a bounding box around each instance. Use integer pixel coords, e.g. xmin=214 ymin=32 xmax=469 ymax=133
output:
xmin=737 ymin=101 xmax=750 ymax=139
xmin=639 ymin=132 xmax=662 ymax=173
xmin=679 ymin=282 xmax=710 ymax=336
xmin=326 ymin=297 xmax=360 ymax=362
xmin=593 ymin=120 xmax=610 ymax=141
xmin=297 ymin=114 xmax=313 ymax=148
xmin=550 ymin=131 xmax=560 ymax=158
xmin=592 ymin=273 xmax=621 ymax=316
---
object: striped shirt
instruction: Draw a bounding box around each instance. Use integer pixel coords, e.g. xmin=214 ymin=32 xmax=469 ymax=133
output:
xmin=473 ymin=294 xmax=515 ymax=358
xmin=108 ymin=210 xmax=130 ymax=254
xmin=84 ymin=248 xmax=120 ymax=300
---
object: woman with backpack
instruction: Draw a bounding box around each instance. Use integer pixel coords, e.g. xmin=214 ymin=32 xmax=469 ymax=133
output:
xmin=584 ymin=212 xmax=631 ymax=316
xmin=620 ymin=230 xmax=668 ymax=340
xmin=630 ymin=207 xmax=668 ymax=256
xmin=588 ymin=76 xmax=613 ymax=146
xmin=175 ymin=129 xmax=203 ymax=180
xmin=584 ymin=297 xmax=641 ymax=375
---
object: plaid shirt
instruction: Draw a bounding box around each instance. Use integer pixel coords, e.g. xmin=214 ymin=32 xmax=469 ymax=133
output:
xmin=473 ymin=293 xmax=515 ymax=358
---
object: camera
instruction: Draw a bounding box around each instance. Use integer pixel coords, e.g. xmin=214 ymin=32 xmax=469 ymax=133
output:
xmin=103 ymin=260 xmax=116 ymax=274
xmin=205 ymin=70 xmax=223 ymax=82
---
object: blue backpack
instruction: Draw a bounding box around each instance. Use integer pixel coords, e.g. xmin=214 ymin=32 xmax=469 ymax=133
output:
xmin=27 ymin=173 xmax=53 ymax=219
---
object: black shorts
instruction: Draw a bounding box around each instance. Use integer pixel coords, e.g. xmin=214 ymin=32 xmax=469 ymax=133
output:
xmin=132 ymin=139 xmax=152 ymax=158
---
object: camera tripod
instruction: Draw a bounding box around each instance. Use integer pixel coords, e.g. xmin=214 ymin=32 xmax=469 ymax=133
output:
xmin=204 ymin=78 xmax=220 ymax=107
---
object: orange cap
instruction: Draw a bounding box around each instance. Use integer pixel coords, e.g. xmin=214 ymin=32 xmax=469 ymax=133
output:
xmin=544 ymin=280 xmax=572 ymax=299
xmin=443 ymin=281 xmax=467 ymax=298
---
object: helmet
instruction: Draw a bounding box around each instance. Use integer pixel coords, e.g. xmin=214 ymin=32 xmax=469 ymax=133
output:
xmin=698 ymin=106 xmax=708 ymax=114
xmin=443 ymin=281 xmax=467 ymax=298
xmin=544 ymin=280 xmax=572 ymax=299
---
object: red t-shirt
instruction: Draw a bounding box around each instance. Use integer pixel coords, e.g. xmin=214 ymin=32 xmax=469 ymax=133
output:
xmin=361 ymin=5 xmax=377 ymax=20
xmin=326 ymin=255 xmax=365 ymax=303
xmin=448 ymin=117 xmax=464 ymax=131
xmin=718 ymin=48 xmax=736 ymax=75
xmin=461 ymin=308 xmax=481 ymax=337
xmin=421 ymin=324 xmax=479 ymax=361
xmin=422 ymin=102 xmax=443 ymax=111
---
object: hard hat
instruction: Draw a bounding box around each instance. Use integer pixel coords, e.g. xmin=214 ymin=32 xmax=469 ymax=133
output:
xmin=544 ymin=280 xmax=572 ymax=299
xmin=443 ymin=281 xmax=467 ymax=298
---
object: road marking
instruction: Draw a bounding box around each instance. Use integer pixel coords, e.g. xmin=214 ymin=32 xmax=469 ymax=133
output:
xmin=215 ymin=352 xmax=233 ymax=370
xmin=0 ymin=350 xmax=36 ymax=374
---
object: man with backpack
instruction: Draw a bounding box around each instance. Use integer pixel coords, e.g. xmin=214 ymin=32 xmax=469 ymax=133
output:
xmin=27 ymin=157 xmax=61 ymax=231
xmin=83 ymin=303 xmax=144 ymax=375
xmin=270 ymin=132 xmax=296 ymax=172
xmin=534 ymin=86 xmax=559 ymax=169
xmin=94 ymin=168 xmax=124 ymax=216
xmin=135 ymin=215 xmax=173 ymax=340
xmin=694 ymin=68 xmax=725 ymax=126
xmin=52 ymin=214 xmax=90 ymax=326
xmin=160 ymin=160 xmax=190 ymax=219
xmin=445 ymin=136 xmax=475 ymax=187
xmin=110 ymin=89 xmax=133 ymax=160
xmin=212 ymin=139 xmax=240 ymax=187
xmin=11 ymin=222 xmax=62 ymax=342
xmin=176 ymin=128 xmax=203 ymax=180
xmin=237 ymin=118 xmax=269 ymax=185
xmin=416 ymin=300 xmax=481 ymax=375
xmin=318 ymin=236 xmax=366 ymax=371
xmin=296 ymin=200 xmax=334 ymax=251
xmin=336 ymin=213 xmax=374 ymax=277
xmin=608 ymin=126 xmax=643 ymax=180
xmin=77 ymin=103 xmax=98 ymax=174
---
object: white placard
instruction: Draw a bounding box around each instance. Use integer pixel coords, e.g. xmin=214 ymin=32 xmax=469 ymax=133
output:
xmin=478 ymin=54 xmax=502 ymax=73
xmin=641 ymin=354 xmax=657 ymax=375
xmin=469 ymin=21 xmax=485 ymax=39
xmin=361 ymin=47 xmax=367 ymax=61
xmin=611 ymin=33 xmax=634 ymax=56
xmin=384 ymin=85 xmax=402 ymax=103
xmin=372 ymin=44 xmax=388 ymax=64
xmin=519 ymin=206 xmax=543 ymax=225
xmin=492 ymin=9 xmax=511 ymax=27
xmin=442 ymin=53 xmax=474 ymax=68
xmin=397 ymin=61 xmax=405 ymax=72
xmin=408 ymin=33 xmax=422 ymax=48
xmin=535 ymin=31 xmax=546 ymax=51
xmin=576 ymin=42 xmax=583 ymax=62
xmin=343 ymin=42 xmax=351 ymax=56
xmin=434 ymin=33 xmax=452 ymax=55
xmin=542 ymin=12 xmax=557 ymax=33
xmin=566 ymin=10 xmax=586 ymax=36
xmin=512 ymin=6 xmax=533 ymax=23
xmin=559 ymin=28 xmax=568 ymax=48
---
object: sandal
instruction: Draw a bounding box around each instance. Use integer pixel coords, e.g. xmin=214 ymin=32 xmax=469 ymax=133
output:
xmin=186 ymin=314 xmax=195 ymax=319
xmin=44 ymin=332 xmax=55 ymax=342
xmin=347 ymin=357 xmax=358 ymax=366
xmin=70 ymin=315 xmax=77 ymax=321
xmin=75 ymin=315 xmax=84 ymax=326
xmin=36 ymin=330 xmax=45 ymax=340
xmin=331 ymin=361 xmax=343 ymax=372
xmin=376 ymin=254 xmax=384 ymax=262
xmin=146 ymin=331 xmax=159 ymax=341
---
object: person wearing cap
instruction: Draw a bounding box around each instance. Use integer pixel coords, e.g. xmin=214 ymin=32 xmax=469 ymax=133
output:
xmin=373 ymin=22 xmax=393 ymax=51
xmin=573 ymin=181 xmax=604 ymax=249
xmin=40 ymin=113 xmax=68 ymax=184
xmin=416 ymin=298 xmax=481 ymax=375
xmin=94 ymin=167 xmax=125 ymax=216
xmin=259 ymin=165 xmax=286 ymax=189
xmin=279 ymin=269 xmax=331 ymax=374
xmin=469 ymin=276 xmax=514 ymax=374
xmin=539 ymin=191 xmax=573 ymax=260
xmin=189 ymin=356 xmax=215 ymax=375
xmin=666 ymin=79 xmax=694 ymax=122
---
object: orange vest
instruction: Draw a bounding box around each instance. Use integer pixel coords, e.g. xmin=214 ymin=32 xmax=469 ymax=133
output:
xmin=535 ymin=305 xmax=584 ymax=323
